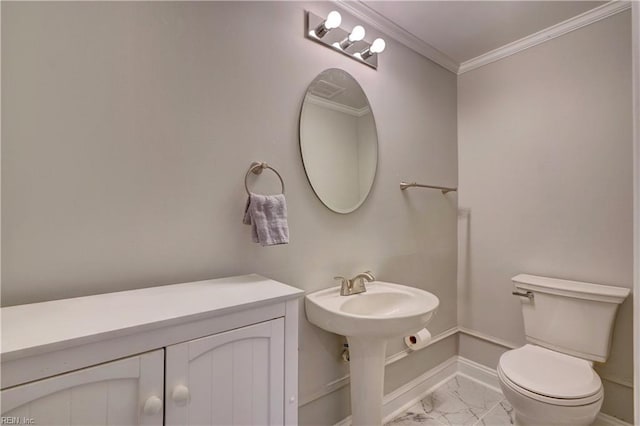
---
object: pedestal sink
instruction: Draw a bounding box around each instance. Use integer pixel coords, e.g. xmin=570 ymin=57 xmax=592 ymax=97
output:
xmin=305 ymin=281 xmax=439 ymax=426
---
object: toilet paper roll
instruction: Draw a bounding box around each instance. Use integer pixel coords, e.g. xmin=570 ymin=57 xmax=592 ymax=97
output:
xmin=404 ymin=328 xmax=432 ymax=351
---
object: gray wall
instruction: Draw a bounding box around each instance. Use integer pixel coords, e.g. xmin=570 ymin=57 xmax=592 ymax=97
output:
xmin=457 ymin=11 xmax=634 ymax=422
xmin=1 ymin=2 xmax=458 ymax=424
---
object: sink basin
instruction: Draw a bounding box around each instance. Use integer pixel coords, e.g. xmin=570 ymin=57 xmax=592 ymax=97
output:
xmin=305 ymin=281 xmax=439 ymax=338
xmin=305 ymin=281 xmax=439 ymax=426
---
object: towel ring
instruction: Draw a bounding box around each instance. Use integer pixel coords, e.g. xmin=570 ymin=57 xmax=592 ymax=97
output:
xmin=245 ymin=162 xmax=285 ymax=195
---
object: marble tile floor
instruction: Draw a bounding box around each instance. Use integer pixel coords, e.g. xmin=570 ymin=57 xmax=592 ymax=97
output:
xmin=385 ymin=375 xmax=514 ymax=426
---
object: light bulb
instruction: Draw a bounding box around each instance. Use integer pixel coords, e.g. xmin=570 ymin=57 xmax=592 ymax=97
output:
xmin=314 ymin=10 xmax=342 ymax=38
xmin=359 ymin=38 xmax=385 ymax=60
xmin=339 ymin=25 xmax=366 ymax=50
xmin=348 ymin=25 xmax=365 ymax=42
xmin=370 ymin=38 xmax=386 ymax=54
xmin=325 ymin=11 xmax=342 ymax=29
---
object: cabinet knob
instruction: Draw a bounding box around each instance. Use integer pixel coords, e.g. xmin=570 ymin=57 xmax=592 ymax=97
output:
xmin=143 ymin=395 xmax=163 ymax=416
xmin=172 ymin=384 xmax=190 ymax=406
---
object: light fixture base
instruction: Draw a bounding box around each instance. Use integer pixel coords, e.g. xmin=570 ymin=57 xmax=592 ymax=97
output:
xmin=305 ymin=11 xmax=379 ymax=70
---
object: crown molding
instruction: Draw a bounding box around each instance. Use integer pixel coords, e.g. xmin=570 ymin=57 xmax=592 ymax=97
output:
xmin=306 ymin=94 xmax=371 ymax=117
xmin=332 ymin=0 xmax=459 ymax=74
xmin=332 ymin=1 xmax=630 ymax=76
xmin=459 ymin=0 xmax=632 ymax=74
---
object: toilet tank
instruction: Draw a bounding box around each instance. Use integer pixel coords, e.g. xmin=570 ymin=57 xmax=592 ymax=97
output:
xmin=512 ymin=274 xmax=629 ymax=362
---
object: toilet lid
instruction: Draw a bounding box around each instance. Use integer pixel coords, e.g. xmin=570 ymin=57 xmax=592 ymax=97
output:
xmin=499 ymin=345 xmax=602 ymax=399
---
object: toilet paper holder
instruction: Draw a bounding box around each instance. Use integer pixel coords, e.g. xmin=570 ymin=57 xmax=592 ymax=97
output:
xmin=404 ymin=328 xmax=432 ymax=351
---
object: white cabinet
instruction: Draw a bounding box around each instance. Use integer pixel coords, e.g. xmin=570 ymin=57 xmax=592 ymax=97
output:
xmin=1 ymin=275 xmax=302 ymax=426
xmin=165 ymin=319 xmax=284 ymax=426
xmin=1 ymin=350 xmax=164 ymax=426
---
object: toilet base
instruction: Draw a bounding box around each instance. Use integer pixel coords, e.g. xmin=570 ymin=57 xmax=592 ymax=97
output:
xmin=498 ymin=366 xmax=602 ymax=426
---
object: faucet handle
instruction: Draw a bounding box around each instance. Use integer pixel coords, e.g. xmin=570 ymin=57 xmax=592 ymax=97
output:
xmin=335 ymin=276 xmax=351 ymax=296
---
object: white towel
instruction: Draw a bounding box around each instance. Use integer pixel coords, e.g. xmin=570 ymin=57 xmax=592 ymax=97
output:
xmin=243 ymin=193 xmax=289 ymax=246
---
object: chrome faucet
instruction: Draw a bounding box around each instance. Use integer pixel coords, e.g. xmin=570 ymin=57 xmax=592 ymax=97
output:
xmin=335 ymin=271 xmax=375 ymax=296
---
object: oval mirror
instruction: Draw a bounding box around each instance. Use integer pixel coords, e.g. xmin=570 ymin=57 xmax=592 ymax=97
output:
xmin=299 ymin=69 xmax=379 ymax=214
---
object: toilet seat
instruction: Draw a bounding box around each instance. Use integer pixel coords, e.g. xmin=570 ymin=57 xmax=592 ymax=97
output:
xmin=498 ymin=345 xmax=603 ymax=406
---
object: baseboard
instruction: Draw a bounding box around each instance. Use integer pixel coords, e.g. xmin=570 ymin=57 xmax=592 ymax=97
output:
xmin=309 ymin=326 xmax=630 ymax=409
xmin=382 ymin=356 xmax=458 ymax=423
xmin=594 ymin=412 xmax=634 ymax=426
xmin=456 ymin=356 xmax=501 ymax=393
xmin=333 ymin=355 xmax=458 ymax=426
xmin=334 ymin=355 xmax=633 ymax=426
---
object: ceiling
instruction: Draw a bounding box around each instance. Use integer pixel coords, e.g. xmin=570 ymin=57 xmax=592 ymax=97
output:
xmin=360 ymin=1 xmax=607 ymax=64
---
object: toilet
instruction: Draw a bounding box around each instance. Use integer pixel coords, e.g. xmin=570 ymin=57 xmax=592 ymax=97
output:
xmin=497 ymin=274 xmax=630 ymax=426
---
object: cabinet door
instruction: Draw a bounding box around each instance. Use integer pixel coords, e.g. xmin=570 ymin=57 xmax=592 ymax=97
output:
xmin=1 ymin=350 xmax=164 ymax=426
xmin=165 ymin=319 xmax=285 ymax=426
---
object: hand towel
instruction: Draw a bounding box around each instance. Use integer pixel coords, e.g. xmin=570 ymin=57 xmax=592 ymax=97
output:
xmin=243 ymin=193 xmax=289 ymax=246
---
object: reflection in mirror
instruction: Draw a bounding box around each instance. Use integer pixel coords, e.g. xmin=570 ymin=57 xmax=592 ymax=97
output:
xmin=299 ymin=69 xmax=378 ymax=214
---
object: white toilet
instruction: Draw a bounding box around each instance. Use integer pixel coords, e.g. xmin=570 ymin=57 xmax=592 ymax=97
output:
xmin=497 ymin=274 xmax=629 ymax=426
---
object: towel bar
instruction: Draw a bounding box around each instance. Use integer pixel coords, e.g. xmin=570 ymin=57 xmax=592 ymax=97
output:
xmin=245 ymin=162 xmax=285 ymax=195
xmin=400 ymin=181 xmax=457 ymax=194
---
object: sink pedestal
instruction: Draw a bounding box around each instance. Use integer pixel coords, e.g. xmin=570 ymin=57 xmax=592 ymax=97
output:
xmin=347 ymin=336 xmax=387 ymax=426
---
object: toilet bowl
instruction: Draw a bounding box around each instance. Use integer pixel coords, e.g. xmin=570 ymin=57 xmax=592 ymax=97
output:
xmin=497 ymin=344 xmax=603 ymax=426
xmin=499 ymin=274 xmax=629 ymax=426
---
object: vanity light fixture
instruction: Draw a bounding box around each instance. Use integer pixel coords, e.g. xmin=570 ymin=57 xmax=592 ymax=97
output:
xmin=305 ymin=10 xmax=387 ymax=70
xmin=312 ymin=10 xmax=341 ymax=38
xmin=337 ymin=25 xmax=365 ymax=50
xmin=358 ymin=38 xmax=386 ymax=60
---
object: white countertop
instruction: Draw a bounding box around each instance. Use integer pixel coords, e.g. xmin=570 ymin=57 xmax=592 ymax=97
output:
xmin=1 ymin=274 xmax=303 ymax=361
